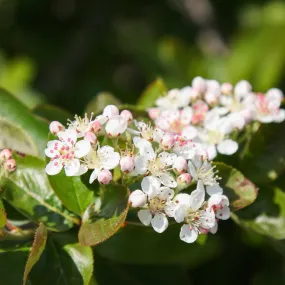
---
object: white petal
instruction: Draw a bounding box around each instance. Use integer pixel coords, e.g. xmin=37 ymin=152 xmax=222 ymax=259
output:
xmin=206 ymin=145 xmax=217 ymax=160
xmin=105 ymin=115 xmax=128 ymax=136
xmin=89 ymin=168 xmax=100 ymax=183
xmin=151 ymin=213 xmax=168 ymax=233
xmin=58 ymin=129 xmax=77 ymax=145
xmin=274 ymin=109 xmax=285 ymax=123
xmin=174 ymin=193 xmax=192 ymax=205
xmin=206 ymin=184 xmax=223 ymax=196
xmin=140 ymin=146 xmax=156 ymax=160
xmin=180 ymin=224 xmax=199 ymax=243
xmin=64 ymin=159 xmax=80 ymax=176
xmin=216 ymin=206 xmax=230 ymax=220
xmin=101 ymin=152 xmax=120 ymax=170
xmin=98 ymin=145 xmax=115 ymax=155
xmin=95 ymin=115 xmax=108 ymax=125
xmin=74 ymin=140 xmax=91 ymax=158
xmin=138 ymin=209 xmax=152 ymax=226
xmin=141 ymin=176 xmax=161 ymax=194
xmin=210 ymin=220 xmax=218 ymax=234
xmin=217 ymin=139 xmax=238 ymax=155
xmin=133 ymin=137 xmax=151 ymax=149
xmin=187 ymin=160 xmax=198 ymax=180
xmin=174 ymin=204 xmax=188 ymax=223
xmin=45 ymin=140 xmax=61 ymax=158
xmin=181 ymin=126 xmax=198 ymax=140
xmin=180 ymin=107 xmax=193 ymax=124
xmin=75 ymin=165 xmax=88 ymax=176
xmin=159 ymin=173 xmax=177 ymax=188
xmin=45 ymin=160 xmax=63 ymax=175
xmin=134 ymin=156 xmax=148 ymax=175
xmin=157 ymin=187 xmax=174 ymax=200
xmin=200 ymin=209 xmax=216 ymax=229
xmin=189 ymin=181 xmax=205 ymax=211
xmin=158 ymin=152 xmax=177 ymax=166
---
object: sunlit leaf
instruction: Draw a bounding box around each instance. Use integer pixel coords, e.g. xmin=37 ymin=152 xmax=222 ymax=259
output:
xmin=0 ymin=200 xmax=7 ymax=228
xmin=23 ymin=223 xmax=47 ymax=285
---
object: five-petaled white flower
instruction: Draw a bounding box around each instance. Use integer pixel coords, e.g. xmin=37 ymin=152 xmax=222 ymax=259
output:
xmin=134 ymin=143 xmax=177 ymax=188
xmin=134 ymin=176 xmax=175 ymax=233
xmin=45 ymin=129 xmax=91 ymax=176
xmin=83 ymin=145 xmax=120 ymax=183
xmin=171 ymin=181 xmax=216 ymax=243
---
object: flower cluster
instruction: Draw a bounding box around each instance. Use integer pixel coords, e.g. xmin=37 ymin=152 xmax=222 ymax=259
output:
xmin=0 ymin=149 xmax=16 ymax=173
xmin=44 ymin=77 xmax=284 ymax=243
xmin=149 ymin=77 xmax=285 ymax=159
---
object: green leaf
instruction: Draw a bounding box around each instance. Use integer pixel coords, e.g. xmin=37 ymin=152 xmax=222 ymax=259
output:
xmin=0 ymin=200 xmax=6 ymax=228
xmin=30 ymin=234 xmax=93 ymax=285
xmin=32 ymin=104 xmax=72 ymax=124
xmin=0 ymin=118 xmax=38 ymax=156
xmin=96 ymin=223 xmax=221 ymax=265
xmin=94 ymin=252 xmax=191 ymax=285
xmin=78 ymin=184 xmax=129 ymax=246
xmin=0 ymin=88 xmax=49 ymax=158
xmin=240 ymin=121 xmax=285 ymax=185
xmin=23 ymin=223 xmax=48 ymax=285
xmin=85 ymin=92 xmax=121 ymax=115
xmin=137 ymin=78 xmax=167 ymax=109
xmin=232 ymin=186 xmax=285 ymax=240
xmin=0 ymin=245 xmax=31 ymax=285
xmin=1 ymin=153 xmax=77 ymax=231
xmin=48 ymin=171 xmax=95 ymax=217
xmin=214 ymin=162 xmax=258 ymax=211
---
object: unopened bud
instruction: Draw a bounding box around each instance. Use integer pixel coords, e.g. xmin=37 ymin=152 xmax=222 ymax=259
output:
xmin=91 ymin=120 xmax=101 ymax=133
xmin=120 ymin=110 xmax=133 ymax=124
xmin=234 ymin=80 xmax=252 ymax=98
xmin=49 ymin=121 xmax=65 ymax=135
xmin=173 ymin=156 xmax=187 ymax=174
xmin=177 ymin=173 xmax=191 ymax=185
xmin=103 ymin=105 xmax=119 ymax=119
xmin=120 ymin=156 xmax=135 ymax=173
xmin=0 ymin=149 xmax=12 ymax=160
xmin=129 ymin=190 xmax=147 ymax=208
xmin=5 ymin=159 xmax=16 ymax=172
xmin=192 ymin=76 xmax=206 ymax=93
xmin=84 ymin=132 xmax=97 ymax=144
xmin=98 ymin=169 xmax=112 ymax=184
xmin=221 ymin=82 xmax=233 ymax=95
xmin=105 ymin=116 xmax=128 ymax=138
xmin=160 ymin=133 xmax=175 ymax=150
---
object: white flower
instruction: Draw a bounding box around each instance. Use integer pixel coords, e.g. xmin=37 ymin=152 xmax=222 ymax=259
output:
xmin=254 ymin=91 xmax=285 ymax=123
xmin=188 ymin=155 xmax=223 ymax=196
xmin=156 ymin=88 xmax=191 ymax=109
xmin=134 ymin=145 xmax=177 ymax=187
xmin=83 ymin=145 xmax=120 ymax=183
xmin=45 ymin=130 xmax=91 ymax=176
xmin=67 ymin=114 xmax=94 ymax=138
xmin=135 ymin=176 xmax=175 ymax=233
xmin=208 ymin=193 xmax=230 ymax=220
xmin=130 ymin=121 xmax=163 ymax=143
xmin=105 ymin=115 xmax=128 ymax=137
xmin=170 ymin=181 xmax=216 ymax=243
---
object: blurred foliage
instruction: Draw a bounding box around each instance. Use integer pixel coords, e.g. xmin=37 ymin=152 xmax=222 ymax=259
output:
xmin=1 ymin=0 xmax=285 ymax=284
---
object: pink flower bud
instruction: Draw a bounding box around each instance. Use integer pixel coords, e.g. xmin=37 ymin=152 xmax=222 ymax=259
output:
xmin=221 ymin=82 xmax=233 ymax=95
xmin=160 ymin=133 xmax=175 ymax=150
xmin=173 ymin=156 xmax=187 ymax=174
xmin=234 ymin=80 xmax=252 ymax=98
xmin=98 ymin=169 xmax=112 ymax=184
xmin=5 ymin=159 xmax=16 ymax=172
xmin=103 ymin=105 xmax=119 ymax=119
xmin=0 ymin=149 xmax=12 ymax=160
xmin=49 ymin=121 xmax=65 ymax=135
xmin=129 ymin=190 xmax=147 ymax=208
xmin=120 ymin=110 xmax=133 ymax=124
xmin=192 ymin=76 xmax=206 ymax=93
xmin=120 ymin=156 xmax=135 ymax=173
xmin=177 ymin=173 xmax=191 ymax=185
xmin=91 ymin=120 xmax=101 ymax=133
xmin=84 ymin=132 xmax=97 ymax=144
xmin=148 ymin=108 xmax=160 ymax=120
